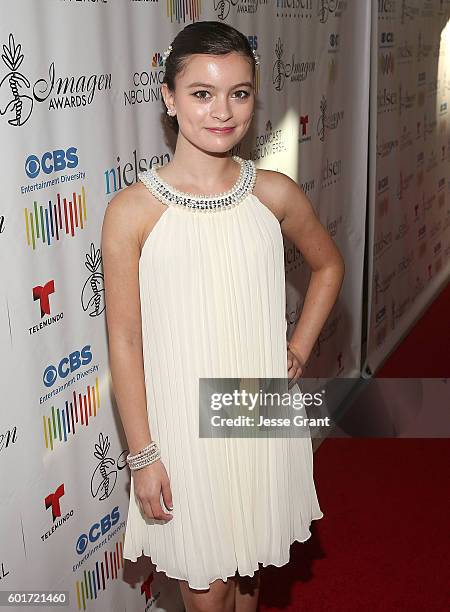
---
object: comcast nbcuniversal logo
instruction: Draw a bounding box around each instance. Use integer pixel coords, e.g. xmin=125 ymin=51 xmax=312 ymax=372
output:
xmin=0 ymin=33 xmax=111 ymax=127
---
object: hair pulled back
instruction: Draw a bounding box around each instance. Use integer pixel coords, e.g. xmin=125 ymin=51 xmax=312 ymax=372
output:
xmin=162 ymin=21 xmax=256 ymax=134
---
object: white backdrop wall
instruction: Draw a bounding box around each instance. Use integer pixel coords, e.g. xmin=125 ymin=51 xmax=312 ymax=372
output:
xmin=364 ymin=0 xmax=450 ymax=374
xmin=1 ymin=1 xmax=370 ymax=611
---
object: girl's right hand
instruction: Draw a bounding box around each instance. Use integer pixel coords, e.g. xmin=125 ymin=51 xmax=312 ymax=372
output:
xmin=132 ymin=459 xmax=173 ymax=522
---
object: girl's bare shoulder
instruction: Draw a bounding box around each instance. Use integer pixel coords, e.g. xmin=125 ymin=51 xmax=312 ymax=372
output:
xmin=102 ymin=181 xmax=166 ymax=253
xmin=253 ymin=167 xmax=295 ymax=222
xmin=106 ymin=180 xmax=161 ymax=215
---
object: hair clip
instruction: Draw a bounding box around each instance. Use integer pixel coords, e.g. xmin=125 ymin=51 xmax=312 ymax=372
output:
xmin=161 ymin=43 xmax=173 ymax=65
xmin=252 ymin=49 xmax=260 ymax=66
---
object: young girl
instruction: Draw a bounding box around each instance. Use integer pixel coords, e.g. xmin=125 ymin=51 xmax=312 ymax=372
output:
xmin=102 ymin=20 xmax=344 ymax=612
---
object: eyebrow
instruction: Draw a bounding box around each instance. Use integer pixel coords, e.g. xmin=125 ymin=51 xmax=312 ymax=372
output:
xmin=186 ymin=81 xmax=254 ymax=89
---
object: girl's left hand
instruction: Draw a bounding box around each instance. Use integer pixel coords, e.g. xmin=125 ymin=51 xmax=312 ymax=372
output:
xmin=287 ymin=341 xmax=305 ymax=387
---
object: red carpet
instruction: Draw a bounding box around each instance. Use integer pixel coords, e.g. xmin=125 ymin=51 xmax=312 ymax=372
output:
xmin=259 ymin=282 xmax=450 ymax=611
xmin=376 ymin=281 xmax=450 ymax=378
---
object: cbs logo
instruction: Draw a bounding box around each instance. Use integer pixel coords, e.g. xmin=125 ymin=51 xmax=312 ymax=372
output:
xmin=76 ymin=507 xmax=120 ymax=555
xmin=25 ymin=147 xmax=78 ymax=179
xmin=43 ymin=345 xmax=92 ymax=388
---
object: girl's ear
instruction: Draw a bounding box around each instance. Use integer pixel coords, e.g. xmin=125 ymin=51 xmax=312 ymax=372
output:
xmin=161 ymin=83 xmax=174 ymax=109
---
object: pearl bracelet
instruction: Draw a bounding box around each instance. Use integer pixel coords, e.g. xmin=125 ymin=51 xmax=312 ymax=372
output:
xmin=127 ymin=441 xmax=161 ymax=471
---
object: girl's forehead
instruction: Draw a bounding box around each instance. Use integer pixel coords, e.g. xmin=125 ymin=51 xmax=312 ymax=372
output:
xmin=178 ymin=53 xmax=253 ymax=79
xmin=182 ymin=52 xmax=251 ymax=70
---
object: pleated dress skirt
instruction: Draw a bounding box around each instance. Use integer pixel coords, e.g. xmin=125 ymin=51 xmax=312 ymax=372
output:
xmin=122 ymin=157 xmax=324 ymax=590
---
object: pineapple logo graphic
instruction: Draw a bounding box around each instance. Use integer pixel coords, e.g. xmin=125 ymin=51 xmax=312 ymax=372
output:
xmin=317 ymin=96 xmax=327 ymax=142
xmin=0 ymin=34 xmax=33 ymax=126
xmin=214 ymin=0 xmax=231 ymax=21
xmin=81 ymin=243 xmax=105 ymax=317
xmin=272 ymin=38 xmax=288 ymax=92
xmin=91 ymin=433 xmax=116 ymax=501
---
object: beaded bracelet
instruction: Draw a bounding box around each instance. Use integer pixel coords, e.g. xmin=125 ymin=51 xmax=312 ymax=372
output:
xmin=127 ymin=441 xmax=161 ymax=471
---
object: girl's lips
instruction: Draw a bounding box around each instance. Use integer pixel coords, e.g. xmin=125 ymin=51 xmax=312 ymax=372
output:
xmin=206 ymin=127 xmax=235 ymax=133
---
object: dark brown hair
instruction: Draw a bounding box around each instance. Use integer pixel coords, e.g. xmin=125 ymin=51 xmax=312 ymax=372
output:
xmin=161 ymin=21 xmax=257 ymax=134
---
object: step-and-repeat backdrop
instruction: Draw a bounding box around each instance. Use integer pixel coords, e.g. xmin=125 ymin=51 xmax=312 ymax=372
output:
xmin=364 ymin=1 xmax=450 ymax=374
xmin=1 ymin=1 xmax=370 ymax=610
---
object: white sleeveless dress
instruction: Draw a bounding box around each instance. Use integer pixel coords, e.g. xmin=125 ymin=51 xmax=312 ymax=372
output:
xmin=122 ymin=155 xmax=323 ymax=590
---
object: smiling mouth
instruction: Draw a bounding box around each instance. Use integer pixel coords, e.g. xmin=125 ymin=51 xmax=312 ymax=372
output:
xmin=206 ymin=127 xmax=235 ymax=132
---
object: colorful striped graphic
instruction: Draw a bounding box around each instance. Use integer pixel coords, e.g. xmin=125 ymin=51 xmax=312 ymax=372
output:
xmin=24 ymin=185 xmax=87 ymax=249
xmin=166 ymin=0 xmax=201 ymax=23
xmin=42 ymin=376 xmax=100 ymax=451
xmin=75 ymin=532 xmax=125 ymax=610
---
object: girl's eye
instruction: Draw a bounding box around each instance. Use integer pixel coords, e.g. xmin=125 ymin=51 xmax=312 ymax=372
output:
xmin=234 ymin=90 xmax=250 ymax=99
xmin=193 ymin=91 xmax=210 ymax=100
xmin=192 ymin=90 xmax=251 ymax=100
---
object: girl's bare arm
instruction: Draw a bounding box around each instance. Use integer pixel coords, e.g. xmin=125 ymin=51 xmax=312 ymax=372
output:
xmin=101 ymin=188 xmax=153 ymax=455
xmin=256 ymin=170 xmax=345 ymax=367
xmin=279 ymin=175 xmax=345 ymax=365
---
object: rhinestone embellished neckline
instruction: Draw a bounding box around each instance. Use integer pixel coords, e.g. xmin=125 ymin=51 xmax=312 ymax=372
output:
xmin=138 ymin=155 xmax=256 ymax=212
